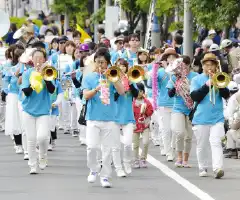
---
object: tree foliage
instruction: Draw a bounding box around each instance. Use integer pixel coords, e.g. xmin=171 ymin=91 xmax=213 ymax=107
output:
xmin=190 ymin=0 xmax=240 ymax=29
xmin=51 ymin=0 xmax=89 ymax=26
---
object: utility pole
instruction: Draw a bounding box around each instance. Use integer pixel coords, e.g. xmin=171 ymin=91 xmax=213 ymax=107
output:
xmin=94 ymin=0 xmax=99 ymax=43
xmin=183 ymin=0 xmax=193 ymax=59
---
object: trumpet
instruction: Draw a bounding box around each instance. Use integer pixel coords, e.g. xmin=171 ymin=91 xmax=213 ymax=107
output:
xmin=105 ymin=66 xmax=121 ymax=83
xmin=30 ymin=64 xmax=58 ymax=93
xmin=127 ymin=65 xmax=145 ymax=83
xmin=209 ymin=62 xmax=230 ymax=105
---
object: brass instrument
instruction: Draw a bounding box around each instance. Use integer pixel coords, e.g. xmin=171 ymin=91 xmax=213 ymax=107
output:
xmin=105 ymin=66 xmax=121 ymax=83
xmin=30 ymin=64 xmax=58 ymax=93
xmin=127 ymin=65 xmax=145 ymax=83
xmin=42 ymin=65 xmax=58 ymax=81
xmin=209 ymin=61 xmax=230 ymax=105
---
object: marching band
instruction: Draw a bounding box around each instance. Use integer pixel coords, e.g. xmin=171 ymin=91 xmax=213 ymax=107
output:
xmin=1 ymin=11 xmax=240 ymax=189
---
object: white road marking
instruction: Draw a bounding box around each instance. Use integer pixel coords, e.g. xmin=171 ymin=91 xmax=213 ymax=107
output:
xmin=139 ymin=149 xmax=216 ymax=200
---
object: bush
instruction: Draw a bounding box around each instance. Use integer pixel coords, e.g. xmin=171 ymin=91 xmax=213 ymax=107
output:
xmin=10 ymin=17 xmax=42 ymax=28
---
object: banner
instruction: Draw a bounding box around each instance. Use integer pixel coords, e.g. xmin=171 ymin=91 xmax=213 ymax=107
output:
xmin=76 ymin=24 xmax=91 ymax=43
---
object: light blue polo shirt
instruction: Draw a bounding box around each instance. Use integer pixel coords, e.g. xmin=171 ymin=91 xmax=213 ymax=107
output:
xmin=115 ymin=88 xmax=136 ymax=125
xmin=148 ymin=68 xmax=174 ymax=108
xmin=121 ymin=50 xmax=137 ymax=67
xmin=190 ymin=73 xmax=224 ymax=125
xmin=50 ymin=80 xmax=63 ymax=116
xmin=21 ymin=68 xmax=51 ymax=117
xmin=82 ymin=72 xmax=117 ymax=122
xmin=167 ymin=71 xmax=198 ymax=116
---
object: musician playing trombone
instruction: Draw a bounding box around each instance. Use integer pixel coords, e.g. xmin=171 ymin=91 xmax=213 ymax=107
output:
xmin=190 ymin=53 xmax=230 ymax=179
xmin=82 ymin=48 xmax=124 ymax=188
xmin=21 ymin=48 xmax=55 ymax=174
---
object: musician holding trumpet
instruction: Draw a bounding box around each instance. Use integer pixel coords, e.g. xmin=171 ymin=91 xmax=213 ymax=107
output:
xmin=190 ymin=53 xmax=230 ymax=179
xmin=21 ymin=48 xmax=55 ymax=174
xmin=82 ymin=48 xmax=124 ymax=188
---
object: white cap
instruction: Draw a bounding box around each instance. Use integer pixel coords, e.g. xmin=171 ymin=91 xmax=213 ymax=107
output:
xmin=209 ymin=44 xmax=220 ymax=52
xmin=228 ymin=81 xmax=238 ymax=91
xmin=221 ymin=39 xmax=232 ymax=49
xmin=208 ymin=29 xmax=216 ymax=36
xmin=202 ymin=39 xmax=213 ymax=48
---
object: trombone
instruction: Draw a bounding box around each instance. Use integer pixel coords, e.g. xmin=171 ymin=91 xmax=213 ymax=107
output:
xmin=209 ymin=61 xmax=230 ymax=105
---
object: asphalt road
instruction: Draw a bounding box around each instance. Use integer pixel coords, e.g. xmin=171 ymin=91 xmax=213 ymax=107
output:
xmin=0 ymin=131 xmax=239 ymax=200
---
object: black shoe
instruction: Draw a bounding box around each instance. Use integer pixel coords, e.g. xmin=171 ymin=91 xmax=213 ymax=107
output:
xmin=64 ymin=130 xmax=70 ymax=134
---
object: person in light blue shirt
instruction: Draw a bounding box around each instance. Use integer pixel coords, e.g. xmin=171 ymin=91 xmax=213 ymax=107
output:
xmin=111 ymin=58 xmax=139 ymax=177
xmin=48 ymin=79 xmax=63 ymax=151
xmin=82 ymin=48 xmax=125 ymax=188
xmin=148 ymin=47 xmax=178 ymax=162
xmin=4 ymin=48 xmax=25 ymax=156
xmin=120 ymin=34 xmax=140 ymax=67
xmin=190 ymin=53 xmax=230 ymax=179
xmin=21 ymin=49 xmax=55 ymax=174
xmin=110 ymin=36 xmax=124 ymax=64
xmin=166 ymin=56 xmax=198 ymax=168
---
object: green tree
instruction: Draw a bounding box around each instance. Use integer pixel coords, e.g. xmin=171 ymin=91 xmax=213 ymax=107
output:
xmin=51 ymin=0 xmax=89 ymax=30
xmin=121 ymin=0 xmax=150 ymax=33
xmin=190 ymin=0 xmax=240 ymax=29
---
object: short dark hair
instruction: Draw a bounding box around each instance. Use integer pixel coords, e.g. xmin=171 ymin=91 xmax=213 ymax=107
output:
xmin=174 ymin=34 xmax=183 ymax=45
xmin=114 ymin=30 xmax=121 ymax=37
xmin=136 ymin=83 xmax=145 ymax=93
xmin=12 ymin=48 xmax=24 ymax=66
xmin=94 ymin=47 xmax=111 ymax=65
xmin=10 ymin=23 xmax=17 ymax=32
xmin=32 ymin=41 xmax=46 ymax=49
xmin=98 ymin=28 xmax=105 ymax=35
xmin=129 ymin=33 xmax=140 ymax=41
xmin=123 ymin=36 xmax=129 ymax=44
xmin=181 ymin=55 xmax=191 ymax=65
xmin=73 ymin=30 xmax=81 ymax=38
xmin=32 ymin=48 xmax=47 ymax=60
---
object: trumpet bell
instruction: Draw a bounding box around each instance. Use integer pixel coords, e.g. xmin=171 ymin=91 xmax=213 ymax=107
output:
xmin=42 ymin=66 xmax=58 ymax=81
xmin=127 ymin=65 xmax=145 ymax=83
xmin=30 ymin=71 xmax=44 ymax=93
xmin=212 ymin=72 xmax=230 ymax=88
xmin=105 ymin=66 xmax=121 ymax=83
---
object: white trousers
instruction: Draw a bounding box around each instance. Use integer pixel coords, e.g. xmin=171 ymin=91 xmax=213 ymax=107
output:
xmin=193 ymin=123 xmax=225 ymax=171
xmin=86 ymin=120 xmax=118 ymax=178
xmin=59 ymin=99 xmax=71 ymax=131
xmin=50 ymin=115 xmax=58 ymax=132
xmin=226 ymin=129 xmax=240 ymax=149
xmin=158 ymin=107 xmax=174 ymax=156
xmin=75 ymin=97 xmax=86 ymax=142
xmin=18 ymin=101 xmax=27 ymax=153
xmin=112 ymin=123 xmax=133 ymax=170
xmin=22 ymin=112 xmax=50 ymax=167
xmin=171 ymin=112 xmax=193 ymax=153
xmin=70 ymin=99 xmax=78 ymax=130
xmin=150 ymin=111 xmax=160 ymax=142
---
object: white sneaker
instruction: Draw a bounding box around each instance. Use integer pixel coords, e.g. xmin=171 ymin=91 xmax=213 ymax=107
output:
xmin=116 ymin=169 xmax=126 ymax=177
xmin=24 ymin=153 xmax=29 ymax=160
xmin=15 ymin=146 xmax=24 ymax=154
xmin=29 ymin=166 xmax=38 ymax=174
xmin=167 ymin=154 xmax=174 ymax=162
xmin=88 ymin=171 xmax=98 ymax=183
xmin=39 ymin=158 xmax=48 ymax=170
xmin=52 ymin=140 xmax=56 ymax=149
xmin=48 ymin=144 xmax=53 ymax=151
xmin=160 ymin=149 xmax=166 ymax=156
xmin=124 ymin=163 xmax=132 ymax=174
xmin=100 ymin=177 xmax=111 ymax=188
xmin=199 ymin=169 xmax=208 ymax=177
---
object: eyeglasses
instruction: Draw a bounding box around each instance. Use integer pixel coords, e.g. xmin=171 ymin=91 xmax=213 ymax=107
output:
xmin=96 ymin=60 xmax=107 ymax=65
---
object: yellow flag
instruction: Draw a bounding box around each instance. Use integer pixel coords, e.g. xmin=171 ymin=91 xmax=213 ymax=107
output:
xmin=76 ymin=24 xmax=91 ymax=43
